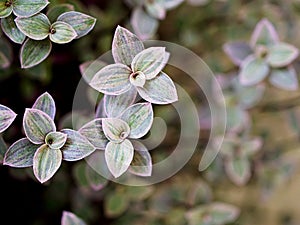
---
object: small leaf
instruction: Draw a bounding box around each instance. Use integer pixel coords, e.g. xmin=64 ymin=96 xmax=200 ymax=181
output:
xmin=1 ymin=15 xmax=26 ymax=44
xmin=269 ymin=67 xmax=299 ymax=91
xmin=3 ymin=138 xmax=38 ymax=167
xmin=32 ymin=92 xmax=56 ymax=119
xmin=137 ymin=72 xmax=178 ymax=104
xmin=45 ymin=131 xmax=67 ymax=149
xmin=112 ymin=25 xmax=144 ymax=65
xmin=33 ymin=144 xmax=62 ymax=183
xmin=102 ymin=118 xmax=130 ymax=143
xmin=239 ymin=55 xmax=269 ymax=86
xmin=79 ymin=119 xmax=108 ymax=150
xmin=20 ymin=38 xmax=52 ymax=69
xmin=161 ymin=0 xmax=184 ymax=9
xmin=90 ymin=63 xmax=132 ymax=95
xmin=61 ymin=129 xmax=95 ymax=161
xmin=12 ymin=0 xmax=49 ymax=17
xmin=0 ymin=0 xmax=12 ymax=18
xmin=145 ymin=1 xmax=166 ymax=20
xmin=266 ymin=43 xmax=299 ymax=68
xmin=15 ymin=13 xmax=50 ymax=40
xmin=47 ymin=4 xmax=74 ymax=22
xmin=105 ymin=192 xmax=130 ymax=218
xmin=132 ymin=47 xmax=168 ymax=80
xmin=225 ymin=156 xmax=251 ymax=186
xmin=250 ymin=18 xmax=279 ymax=47
xmin=103 ymin=88 xmax=137 ymax=118
xmin=223 ymin=42 xmax=253 ymax=66
xmin=105 ymin=139 xmax=134 ymax=178
xmin=131 ymin=7 xmax=159 ymax=40
xmin=120 ymin=103 xmax=153 ymax=139
xmin=49 ymin=21 xmax=77 ymax=44
xmin=129 ymin=140 xmax=152 ymax=176
xmin=85 ymin=165 xmax=108 ymax=191
xmin=0 ymin=104 xmax=16 ymax=133
xmin=23 ymin=108 xmax=56 ymax=144
xmin=57 ymin=11 xmax=96 ymax=39
xmin=61 ymin=211 xmax=87 ymax=225
xmin=243 ymin=137 xmax=263 ymax=156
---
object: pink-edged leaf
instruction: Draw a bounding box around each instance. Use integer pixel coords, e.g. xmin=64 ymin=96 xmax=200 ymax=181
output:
xmin=60 ymin=129 xmax=96 ymax=161
xmin=145 ymin=1 xmax=166 ymax=20
xmin=23 ymin=108 xmax=56 ymax=144
xmin=223 ymin=42 xmax=253 ymax=66
xmin=120 ymin=103 xmax=153 ymax=139
xmin=243 ymin=137 xmax=263 ymax=156
xmin=89 ymin=63 xmax=132 ymax=95
xmin=269 ymin=66 xmax=299 ymax=91
xmin=0 ymin=104 xmax=16 ymax=133
xmin=45 ymin=131 xmax=67 ymax=149
xmin=112 ymin=25 xmax=144 ymax=65
xmin=3 ymin=138 xmax=39 ymax=167
xmin=102 ymin=118 xmax=130 ymax=143
xmin=95 ymin=99 xmax=107 ymax=118
xmin=266 ymin=43 xmax=299 ymax=68
xmin=129 ymin=140 xmax=152 ymax=176
xmin=12 ymin=0 xmax=49 ymax=18
xmin=61 ymin=211 xmax=87 ymax=225
xmin=32 ymin=92 xmax=56 ymax=119
xmin=33 ymin=144 xmax=62 ymax=183
xmin=250 ymin=18 xmax=279 ymax=47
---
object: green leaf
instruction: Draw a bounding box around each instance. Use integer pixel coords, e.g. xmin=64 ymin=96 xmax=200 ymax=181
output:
xmin=1 ymin=15 xmax=26 ymax=44
xmin=3 ymin=138 xmax=38 ymax=167
xmin=103 ymin=88 xmax=137 ymax=118
xmin=132 ymin=47 xmax=168 ymax=80
xmin=266 ymin=43 xmax=299 ymax=68
xmin=145 ymin=1 xmax=166 ymax=20
xmin=137 ymin=72 xmax=178 ymax=104
xmin=105 ymin=139 xmax=134 ymax=178
xmin=47 ymin=3 xmax=74 ymax=23
xmin=33 ymin=144 xmax=62 ymax=183
xmin=60 ymin=129 xmax=95 ymax=161
xmin=239 ymin=55 xmax=269 ymax=86
xmin=223 ymin=42 xmax=253 ymax=66
xmin=105 ymin=191 xmax=130 ymax=218
xmin=57 ymin=11 xmax=96 ymax=39
xmin=45 ymin=131 xmax=67 ymax=149
xmin=12 ymin=0 xmax=49 ymax=18
xmin=61 ymin=211 xmax=87 ymax=225
xmin=23 ymin=108 xmax=56 ymax=144
xmin=102 ymin=118 xmax=130 ymax=143
xmin=49 ymin=21 xmax=77 ymax=44
xmin=79 ymin=119 xmax=108 ymax=150
xmin=0 ymin=37 xmax=12 ymax=69
xmin=120 ymin=103 xmax=153 ymax=139
xmin=85 ymin=164 xmax=108 ymax=191
xmin=20 ymin=38 xmax=52 ymax=69
xmin=0 ymin=0 xmax=13 ymax=18
xmin=269 ymin=67 xmax=299 ymax=91
xmin=112 ymin=25 xmax=144 ymax=65
xmin=0 ymin=104 xmax=16 ymax=133
xmin=32 ymin=92 xmax=56 ymax=119
xmin=15 ymin=13 xmax=50 ymax=40
xmin=129 ymin=140 xmax=152 ymax=176
xmin=250 ymin=18 xmax=279 ymax=47
xmin=225 ymin=156 xmax=251 ymax=186
xmin=90 ymin=63 xmax=132 ymax=95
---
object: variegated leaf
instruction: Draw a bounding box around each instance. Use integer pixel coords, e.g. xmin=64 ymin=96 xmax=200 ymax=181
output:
xmin=0 ymin=0 xmax=13 ymax=18
xmin=45 ymin=131 xmax=67 ymax=149
xmin=32 ymin=92 xmax=56 ymax=119
xmin=137 ymin=72 xmax=178 ymax=104
xmin=145 ymin=1 xmax=166 ymax=20
xmin=105 ymin=139 xmax=134 ymax=178
xmin=1 ymin=15 xmax=26 ymax=44
xmin=129 ymin=140 xmax=152 ymax=176
xmin=223 ymin=42 xmax=253 ymax=66
xmin=15 ymin=13 xmax=50 ymax=40
xmin=120 ymin=103 xmax=153 ymax=139
xmin=266 ymin=43 xmax=299 ymax=68
xmin=61 ymin=211 xmax=87 ymax=225
xmin=23 ymin=108 xmax=56 ymax=144
xmin=47 ymin=3 xmax=74 ymax=22
xmin=57 ymin=11 xmax=96 ymax=39
xmin=243 ymin=137 xmax=263 ymax=156
xmin=79 ymin=119 xmax=108 ymax=150
xmin=112 ymin=25 xmax=144 ymax=65
xmin=49 ymin=21 xmax=77 ymax=44
xmin=60 ymin=129 xmax=95 ymax=161
xmin=90 ymin=63 xmax=132 ymax=95
xmin=13 ymin=0 xmax=49 ymax=18
xmin=0 ymin=104 xmax=16 ymax=133
xmin=33 ymin=144 xmax=62 ymax=183
xmin=20 ymin=38 xmax=52 ymax=69
xmin=132 ymin=47 xmax=167 ymax=80
xmin=102 ymin=118 xmax=130 ymax=143
xmin=225 ymin=156 xmax=251 ymax=186
xmin=269 ymin=67 xmax=299 ymax=91
xmin=3 ymin=138 xmax=38 ymax=167
xmin=104 ymin=88 xmax=137 ymax=118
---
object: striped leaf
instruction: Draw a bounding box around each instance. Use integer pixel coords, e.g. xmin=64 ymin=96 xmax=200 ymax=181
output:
xmin=32 ymin=92 xmax=56 ymax=119
xmin=266 ymin=43 xmax=299 ymax=68
xmin=269 ymin=67 xmax=298 ymax=91
xmin=33 ymin=144 xmax=62 ymax=183
xmin=45 ymin=131 xmax=67 ymax=149
xmin=49 ymin=21 xmax=77 ymax=44
xmin=1 ymin=14 xmax=26 ymax=44
xmin=129 ymin=140 xmax=152 ymax=176
xmin=3 ymin=138 xmax=38 ymax=167
xmin=23 ymin=108 xmax=56 ymax=144
xmin=102 ymin=118 xmax=130 ymax=143
xmin=0 ymin=104 xmax=16 ymax=133
xmin=13 ymin=0 xmax=49 ymax=18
